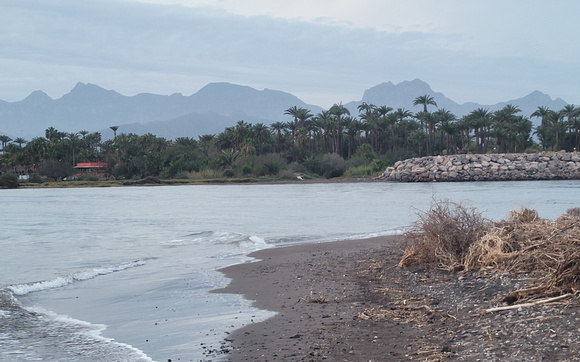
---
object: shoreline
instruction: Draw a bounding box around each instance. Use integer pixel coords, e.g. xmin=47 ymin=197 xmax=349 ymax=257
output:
xmin=10 ymin=177 xmax=380 ymax=190
xmin=210 ymin=235 xmax=580 ymax=361
xmin=210 ymin=236 xmax=414 ymax=360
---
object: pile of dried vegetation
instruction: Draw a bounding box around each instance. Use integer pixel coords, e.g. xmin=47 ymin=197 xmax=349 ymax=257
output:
xmin=399 ymin=200 xmax=580 ymax=300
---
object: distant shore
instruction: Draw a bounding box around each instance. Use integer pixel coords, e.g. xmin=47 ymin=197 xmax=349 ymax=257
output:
xmin=9 ymin=176 xmax=380 ymax=189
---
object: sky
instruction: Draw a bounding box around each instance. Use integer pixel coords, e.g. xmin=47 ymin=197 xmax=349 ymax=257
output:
xmin=1 ymin=0 xmax=579 ymax=108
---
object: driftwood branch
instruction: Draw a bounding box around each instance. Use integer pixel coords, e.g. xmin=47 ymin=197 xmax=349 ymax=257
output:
xmin=483 ymin=293 xmax=573 ymax=314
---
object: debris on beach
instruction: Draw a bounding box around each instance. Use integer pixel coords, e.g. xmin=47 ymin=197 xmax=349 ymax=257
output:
xmin=398 ymin=201 xmax=580 ymax=302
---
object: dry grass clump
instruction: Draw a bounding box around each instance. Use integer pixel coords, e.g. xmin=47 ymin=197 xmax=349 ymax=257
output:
xmin=566 ymin=207 xmax=580 ymax=218
xmin=299 ymin=290 xmax=330 ymax=303
xmin=400 ymin=201 xmax=580 ymax=298
xmin=398 ymin=200 xmax=488 ymax=270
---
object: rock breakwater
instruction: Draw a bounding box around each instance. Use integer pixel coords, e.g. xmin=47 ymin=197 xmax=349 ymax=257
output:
xmin=378 ymin=152 xmax=580 ymax=182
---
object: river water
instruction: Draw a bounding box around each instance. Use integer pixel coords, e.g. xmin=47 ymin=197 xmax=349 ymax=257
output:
xmin=1 ymin=181 xmax=578 ymax=361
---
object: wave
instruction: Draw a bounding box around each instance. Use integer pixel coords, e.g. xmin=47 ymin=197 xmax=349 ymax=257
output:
xmin=0 ymin=288 xmax=21 ymax=310
xmin=164 ymin=231 xmax=270 ymax=248
xmin=6 ymin=259 xmax=147 ymax=296
xmin=0 ymin=302 xmax=153 ymax=361
xmin=33 ymin=307 xmax=154 ymax=361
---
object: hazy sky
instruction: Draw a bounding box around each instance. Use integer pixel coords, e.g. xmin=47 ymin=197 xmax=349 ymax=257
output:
xmin=1 ymin=0 xmax=578 ymax=108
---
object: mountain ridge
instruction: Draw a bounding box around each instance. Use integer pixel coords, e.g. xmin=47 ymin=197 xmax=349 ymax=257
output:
xmin=0 ymin=80 xmax=569 ymax=141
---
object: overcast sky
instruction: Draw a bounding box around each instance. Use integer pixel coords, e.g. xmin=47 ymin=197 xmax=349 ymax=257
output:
xmin=1 ymin=0 xmax=578 ymax=108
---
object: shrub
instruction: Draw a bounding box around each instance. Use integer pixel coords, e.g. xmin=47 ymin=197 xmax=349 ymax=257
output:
xmin=189 ymin=169 xmax=221 ymax=179
xmin=0 ymin=173 xmax=19 ymax=188
xmin=343 ymin=164 xmax=376 ymax=178
xmin=123 ymin=176 xmax=161 ymax=185
xmin=28 ymin=174 xmax=44 ymax=184
xmin=38 ymin=160 xmax=75 ymax=181
xmin=302 ymin=156 xmax=319 ymax=174
xmin=355 ymin=144 xmax=375 ymax=161
xmin=399 ymin=200 xmax=488 ymax=270
xmin=173 ymin=171 xmax=190 ymax=179
xmin=78 ymin=174 xmax=99 ymax=181
xmin=222 ymin=168 xmax=235 ymax=178
xmin=319 ymin=153 xmax=346 ymax=178
xmin=305 ymin=153 xmax=346 ymax=178
xmin=345 ymin=155 xmax=368 ymax=169
xmin=278 ymin=169 xmax=296 ymax=179
xmin=286 ymin=162 xmax=307 ymax=174
xmin=263 ymin=162 xmax=280 ymax=176
xmin=525 ymin=144 xmax=542 ymax=153
xmin=241 ymin=164 xmax=253 ymax=175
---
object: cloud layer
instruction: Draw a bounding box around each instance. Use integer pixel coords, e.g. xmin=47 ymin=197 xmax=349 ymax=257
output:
xmin=1 ymin=0 xmax=578 ymax=108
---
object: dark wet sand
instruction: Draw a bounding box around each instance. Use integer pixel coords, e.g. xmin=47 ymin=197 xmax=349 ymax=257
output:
xmin=212 ymin=236 xmax=423 ymax=361
xmin=212 ymin=232 xmax=580 ymax=362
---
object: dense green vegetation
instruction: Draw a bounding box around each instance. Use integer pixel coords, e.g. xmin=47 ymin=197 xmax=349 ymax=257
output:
xmin=1 ymin=96 xmax=579 ymax=187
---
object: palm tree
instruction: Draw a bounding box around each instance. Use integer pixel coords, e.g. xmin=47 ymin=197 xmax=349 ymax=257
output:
xmin=547 ymin=110 xmax=565 ymax=151
xmin=44 ymin=127 xmax=65 ymax=142
xmin=385 ymin=112 xmax=399 ymax=153
xmin=252 ymin=123 xmax=270 ymax=155
xmin=0 ymin=135 xmax=12 ymax=154
xmin=343 ymin=116 xmax=361 ymax=158
xmin=24 ymin=137 xmax=49 ymax=167
xmin=219 ymin=149 xmax=240 ymax=168
xmin=514 ymin=116 xmax=533 ymax=152
xmin=198 ymin=134 xmax=216 ymax=156
xmin=560 ymin=104 xmax=578 ymax=150
xmin=415 ymin=111 xmax=440 ymax=155
xmin=13 ymin=137 xmax=27 ymax=148
xmin=374 ymin=106 xmax=393 ymax=151
xmin=413 ymin=94 xmax=437 ymax=113
xmin=329 ymin=103 xmax=350 ymax=157
xmin=67 ymin=133 xmax=81 ymax=166
xmin=438 ymin=119 xmax=457 ymax=154
xmin=285 ymin=106 xmax=311 ymax=144
xmin=531 ymin=106 xmax=552 ymax=127
xmin=357 ymin=102 xmax=376 ymax=123
xmin=434 ymin=109 xmax=457 ymax=154
xmin=467 ymin=108 xmax=492 ymax=153
xmin=493 ymin=105 xmax=521 ymax=152
xmin=313 ymin=110 xmax=335 ymax=153
xmin=531 ymin=106 xmax=553 ymax=150
xmin=110 ymin=126 xmax=119 ymax=141
xmin=270 ymin=122 xmax=287 ymax=154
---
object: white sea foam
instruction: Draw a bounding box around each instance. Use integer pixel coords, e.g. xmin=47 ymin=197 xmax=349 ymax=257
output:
xmin=8 ymin=260 xmax=147 ymax=296
xmin=248 ymin=235 xmax=267 ymax=245
xmin=28 ymin=306 xmax=153 ymax=361
xmin=0 ymin=310 xmax=10 ymax=318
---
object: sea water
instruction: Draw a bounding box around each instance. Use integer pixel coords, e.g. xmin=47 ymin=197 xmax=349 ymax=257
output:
xmin=1 ymin=181 xmax=578 ymax=361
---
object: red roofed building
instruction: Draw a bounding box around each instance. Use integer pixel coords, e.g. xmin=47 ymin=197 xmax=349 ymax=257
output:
xmin=75 ymin=162 xmax=108 ymax=169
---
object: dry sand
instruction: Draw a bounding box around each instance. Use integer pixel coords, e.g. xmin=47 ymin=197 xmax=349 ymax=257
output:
xmin=210 ymin=236 xmax=580 ymax=361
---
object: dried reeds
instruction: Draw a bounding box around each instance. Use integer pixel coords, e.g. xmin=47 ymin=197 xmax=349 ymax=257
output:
xmin=398 ymin=199 xmax=488 ymax=270
xmin=399 ymin=201 xmax=580 ymax=299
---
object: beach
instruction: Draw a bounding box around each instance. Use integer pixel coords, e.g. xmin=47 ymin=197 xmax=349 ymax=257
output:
xmin=213 ymin=236 xmax=580 ymax=361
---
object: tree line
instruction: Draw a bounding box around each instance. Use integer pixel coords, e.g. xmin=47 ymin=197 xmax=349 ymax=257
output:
xmin=1 ymin=95 xmax=579 ymax=185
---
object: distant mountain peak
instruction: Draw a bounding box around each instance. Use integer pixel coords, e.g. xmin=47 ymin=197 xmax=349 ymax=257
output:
xmin=522 ymin=90 xmax=554 ymax=101
xmin=23 ymin=90 xmax=51 ymax=102
xmin=60 ymin=82 xmax=121 ymax=101
xmin=360 ymin=78 xmax=442 ymax=109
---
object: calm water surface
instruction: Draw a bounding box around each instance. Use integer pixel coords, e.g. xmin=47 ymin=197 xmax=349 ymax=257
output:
xmin=1 ymin=181 xmax=578 ymax=361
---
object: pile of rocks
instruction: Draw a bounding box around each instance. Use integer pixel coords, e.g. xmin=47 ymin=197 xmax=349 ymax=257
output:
xmin=378 ymin=152 xmax=580 ymax=182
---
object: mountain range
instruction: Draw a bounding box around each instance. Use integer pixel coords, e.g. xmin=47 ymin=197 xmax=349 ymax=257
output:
xmin=0 ymin=79 xmax=568 ymax=141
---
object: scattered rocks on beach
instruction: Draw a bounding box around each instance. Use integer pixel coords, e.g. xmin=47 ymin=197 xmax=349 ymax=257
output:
xmin=215 ymin=237 xmax=580 ymax=361
xmin=378 ymin=152 xmax=580 ymax=182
